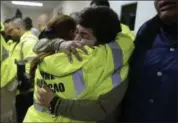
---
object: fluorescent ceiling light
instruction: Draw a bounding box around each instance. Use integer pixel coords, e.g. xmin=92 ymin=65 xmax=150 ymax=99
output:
xmin=11 ymin=1 xmax=43 ymax=7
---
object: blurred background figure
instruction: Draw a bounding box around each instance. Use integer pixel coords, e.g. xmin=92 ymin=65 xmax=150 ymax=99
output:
xmin=12 ymin=9 xmax=23 ymax=19
xmin=37 ymin=13 xmax=50 ymax=39
xmin=37 ymin=13 xmax=49 ymax=32
xmin=24 ymin=17 xmax=40 ymax=37
xmin=90 ymin=0 xmax=110 ymax=7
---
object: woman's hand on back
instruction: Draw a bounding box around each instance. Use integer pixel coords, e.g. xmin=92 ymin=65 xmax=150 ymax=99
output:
xmin=37 ymin=84 xmax=55 ymax=107
xmin=59 ymin=40 xmax=90 ymax=63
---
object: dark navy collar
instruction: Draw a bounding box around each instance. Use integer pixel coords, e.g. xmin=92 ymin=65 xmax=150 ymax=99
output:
xmin=160 ymin=20 xmax=177 ymax=41
xmin=158 ymin=20 xmax=177 ymax=47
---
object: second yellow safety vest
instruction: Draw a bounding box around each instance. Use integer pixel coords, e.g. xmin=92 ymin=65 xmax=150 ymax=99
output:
xmin=121 ymin=24 xmax=135 ymax=41
xmin=12 ymin=31 xmax=38 ymax=94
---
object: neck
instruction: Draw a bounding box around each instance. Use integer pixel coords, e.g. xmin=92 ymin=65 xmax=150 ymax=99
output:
xmin=161 ymin=20 xmax=177 ymax=36
xmin=161 ymin=21 xmax=178 ymax=43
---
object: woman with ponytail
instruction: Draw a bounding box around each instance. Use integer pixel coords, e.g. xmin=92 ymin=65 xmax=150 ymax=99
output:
xmin=30 ymin=14 xmax=77 ymax=85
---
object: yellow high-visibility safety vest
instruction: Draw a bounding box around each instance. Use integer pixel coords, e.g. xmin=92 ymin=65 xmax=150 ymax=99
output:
xmin=121 ymin=24 xmax=135 ymax=41
xmin=7 ymin=40 xmax=16 ymax=55
xmin=23 ymin=31 xmax=134 ymax=122
xmin=1 ymin=22 xmax=4 ymax=31
xmin=11 ymin=31 xmax=38 ymax=94
xmin=11 ymin=31 xmax=38 ymax=74
xmin=11 ymin=31 xmax=38 ymax=62
xmin=1 ymin=22 xmax=17 ymax=88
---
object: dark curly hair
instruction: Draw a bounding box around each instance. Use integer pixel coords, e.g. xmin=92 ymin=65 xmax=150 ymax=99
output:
xmin=78 ymin=6 xmax=121 ymax=45
xmin=30 ymin=15 xmax=77 ymax=83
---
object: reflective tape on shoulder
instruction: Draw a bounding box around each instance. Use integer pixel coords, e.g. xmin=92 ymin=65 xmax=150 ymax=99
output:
xmin=72 ymin=69 xmax=86 ymax=98
xmin=108 ymin=41 xmax=123 ymax=88
xmin=1 ymin=46 xmax=9 ymax=61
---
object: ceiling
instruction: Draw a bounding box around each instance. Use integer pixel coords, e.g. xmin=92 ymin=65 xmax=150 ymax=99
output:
xmin=1 ymin=1 xmax=61 ymax=11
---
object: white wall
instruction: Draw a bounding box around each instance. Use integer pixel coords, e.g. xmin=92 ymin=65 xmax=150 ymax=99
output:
xmin=15 ymin=8 xmax=51 ymax=28
xmin=1 ymin=2 xmax=52 ymax=28
xmin=1 ymin=1 xmax=157 ymax=33
xmin=55 ymin=1 xmax=90 ymax=15
xmin=135 ymin=1 xmax=157 ymax=33
xmin=54 ymin=1 xmax=157 ymax=34
xmin=1 ymin=3 xmax=13 ymax=22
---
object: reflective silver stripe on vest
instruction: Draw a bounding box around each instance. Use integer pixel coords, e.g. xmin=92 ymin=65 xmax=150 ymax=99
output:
xmin=1 ymin=46 xmax=9 ymax=62
xmin=34 ymin=70 xmax=86 ymax=112
xmin=72 ymin=69 xmax=85 ymax=98
xmin=108 ymin=41 xmax=123 ymax=88
xmin=15 ymin=57 xmax=35 ymax=65
xmin=20 ymin=36 xmax=37 ymax=60
xmin=20 ymin=41 xmax=26 ymax=60
xmin=24 ymin=56 xmax=35 ymax=62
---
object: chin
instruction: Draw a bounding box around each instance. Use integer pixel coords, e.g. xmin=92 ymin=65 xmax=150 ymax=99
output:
xmin=159 ymin=11 xmax=177 ymax=24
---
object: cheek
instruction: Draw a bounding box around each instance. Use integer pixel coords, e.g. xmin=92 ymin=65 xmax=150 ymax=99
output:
xmin=70 ymin=33 xmax=76 ymax=40
xmin=15 ymin=30 xmax=20 ymax=35
xmin=73 ymin=31 xmax=77 ymax=37
xmin=82 ymin=35 xmax=90 ymax=40
xmin=81 ymin=39 xmax=96 ymax=47
xmin=89 ymin=39 xmax=97 ymax=46
xmin=74 ymin=34 xmax=81 ymax=40
xmin=11 ymin=31 xmax=18 ymax=36
xmin=159 ymin=9 xmax=178 ymax=20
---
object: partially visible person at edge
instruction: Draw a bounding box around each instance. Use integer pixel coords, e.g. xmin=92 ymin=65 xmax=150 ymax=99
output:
xmin=3 ymin=19 xmax=16 ymax=55
xmin=121 ymin=0 xmax=178 ymax=122
xmin=0 ymin=22 xmax=17 ymax=122
xmin=90 ymin=0 xmax=135 ymax=41
xmin=7 ymin=18 xmax=38 ymax=123
xmin=33 ymin=0 xmax=135 ymax=61
xmin=3 ymin=9 xmax=23 ymax=54
xmin=24 ymin=17 xmax=40 ymax=37
xmin=23 ymin=7 xmax=134 ymax=123
xmin=3 ymin=18 xmax=12 ymax=42
xmin=37 ymin=13 xmax=49 ymax=32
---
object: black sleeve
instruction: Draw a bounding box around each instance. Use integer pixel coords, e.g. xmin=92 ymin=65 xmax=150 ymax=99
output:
xmin=53 ymin=80 xmax=128 ymax=121
xmin=38 ymin=29 xmax=46 ymax=39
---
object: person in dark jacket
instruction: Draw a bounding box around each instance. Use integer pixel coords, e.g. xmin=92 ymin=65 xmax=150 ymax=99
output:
xmin=122 ymin=0 xmax=177 ymax=122
xmin=90 ymin=0 xmax=110 ymax=7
